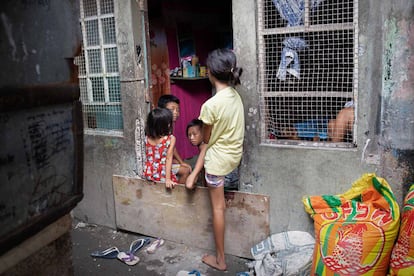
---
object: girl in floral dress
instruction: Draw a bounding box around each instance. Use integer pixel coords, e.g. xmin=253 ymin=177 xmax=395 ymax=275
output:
xmin=143 ymin=107 xmax=178 ymax=189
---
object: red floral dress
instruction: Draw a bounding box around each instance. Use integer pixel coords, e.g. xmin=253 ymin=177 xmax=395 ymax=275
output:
xmin=143 ymin=135 xmax=177 ymax=183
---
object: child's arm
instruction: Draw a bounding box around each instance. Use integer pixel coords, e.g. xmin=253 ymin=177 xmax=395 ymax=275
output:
xmin=165 ymin=135 xmax=177 ymax=189
xmin=185 ymin=143 xmax=207 ymax=189
xmin=202 ymin=123 xmax=213 ymax=144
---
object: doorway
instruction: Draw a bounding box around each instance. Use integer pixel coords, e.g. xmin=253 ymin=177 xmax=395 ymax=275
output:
xmin=147 ymin=0 xmax=234 ymax=184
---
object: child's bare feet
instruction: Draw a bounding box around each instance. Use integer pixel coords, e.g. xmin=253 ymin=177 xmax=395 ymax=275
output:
xmin=202 ymin=254 xmax=227 ymax=271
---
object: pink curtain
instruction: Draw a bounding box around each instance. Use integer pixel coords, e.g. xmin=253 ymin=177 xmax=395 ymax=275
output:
xmin=171 ymin=81 xmax=211 ymax=160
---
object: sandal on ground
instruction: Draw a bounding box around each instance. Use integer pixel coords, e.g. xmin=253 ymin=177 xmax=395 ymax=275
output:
xmin=90 ymin=246 xmax=120 ymax=259
xmin=176 ymin=270 xmax=205 ymax=276
xmin=146 ymin=238 xmax=165 ymax=254
xmin=129 ymin=238 xmax=151 ymax=255
xmin=117 ymin=251 xmax=140 ymax=266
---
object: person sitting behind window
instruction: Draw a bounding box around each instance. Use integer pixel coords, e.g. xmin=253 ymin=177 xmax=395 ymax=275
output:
xmin=276 ymin=101 xmax=355 ymax=142
xmin=328 ymin=100 xmax=355 ymax=142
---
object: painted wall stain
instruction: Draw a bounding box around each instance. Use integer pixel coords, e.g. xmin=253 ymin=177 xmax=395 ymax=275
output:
xmin=104 ymin=138 xmax=119 ymax=149
xmin=248 ymin=107 xmax=257 ymax=117
xmin=383 ymin=19 xmax=414 ymax=101
xmin=401 ymin=20 xmax=414 ymax=98
xmin=383 ymin=18 xmax=399 ymax=100
xmin=121 ymin=198 xmax=131 ymax=205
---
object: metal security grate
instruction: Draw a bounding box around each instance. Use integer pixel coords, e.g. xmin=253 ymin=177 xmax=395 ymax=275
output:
xmin=77 ymin=0 xmax=123 ymax=131
xmin=258 ymin=0 xmax=358 ymax=148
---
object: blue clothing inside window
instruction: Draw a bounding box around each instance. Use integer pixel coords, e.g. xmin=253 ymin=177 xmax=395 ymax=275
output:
xmin=294 ymin=118 xmax=329 ymax=139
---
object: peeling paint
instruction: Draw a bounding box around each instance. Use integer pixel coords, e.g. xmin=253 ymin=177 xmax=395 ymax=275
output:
xmin=381 ymin=17 xmax=414 ymax=150
xmin=248 ymin=107 xmax=257 ymax=117
xmin=383 ymin=18 xmax=412 ymax=100
xmin=383 ymin=18 xmax=399 ymax=100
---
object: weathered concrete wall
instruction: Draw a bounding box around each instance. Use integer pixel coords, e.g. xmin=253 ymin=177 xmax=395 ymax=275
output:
xmin=233 ymin=0 xmax=414 ymax=234
xmin=72 ymin=0 xmax=150 ymax=228
xmin=377 ymin=2 xmax=414 ymax=200
xmin=73 ymin=0 xmax=414 ymax=236
xmin=0 ymin=1 xmax=81 ymax=86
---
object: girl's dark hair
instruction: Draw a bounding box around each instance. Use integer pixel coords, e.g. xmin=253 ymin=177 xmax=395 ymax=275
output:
xmin=186 ymin=119 xmax=203 ymax=135
xmin=206 ymin=48 xmax=243 ymax=86
xmin=145 ymin=107 xmax=173 ymax=138
xmin=157 ymin=94 xmax=180 ymax=108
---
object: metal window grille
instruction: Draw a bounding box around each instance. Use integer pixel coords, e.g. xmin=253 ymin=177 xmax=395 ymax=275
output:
xmin=257 ymin=0 xmax=358 ymax=148
xmin=77 ymin=0 xmax=123 ymax=132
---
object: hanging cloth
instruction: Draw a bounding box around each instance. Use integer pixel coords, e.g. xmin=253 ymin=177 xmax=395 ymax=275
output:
xmin=272 ymin=0 xmax=324 ymax=80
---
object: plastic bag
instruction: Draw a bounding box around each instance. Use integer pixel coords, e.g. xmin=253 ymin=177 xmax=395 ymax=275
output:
xmin=250 ymin=231 xmax=314 ymax=276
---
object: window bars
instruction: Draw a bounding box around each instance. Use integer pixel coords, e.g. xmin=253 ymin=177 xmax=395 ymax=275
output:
xmin=257 ymin=0 xmax=358 ymax=148
xmin=77 ymin=0 xmax=123 ymax=131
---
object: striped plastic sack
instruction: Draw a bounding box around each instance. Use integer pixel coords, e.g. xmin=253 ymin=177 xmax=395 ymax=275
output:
xmin=389 ymin=183 xmax=414 ymax=275
xmin=303 ymin=173 xmax=400 ymax=276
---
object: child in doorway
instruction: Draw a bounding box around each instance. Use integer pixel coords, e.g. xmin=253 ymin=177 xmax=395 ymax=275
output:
xmin=185 ymin=119 xmax=207 ymax=189
xmin=143 ymin=107 xmax=178 ymax=189
xmin=157 ymin=94 xmax=191 ymax=183
xmin=198 ymin=48 xmax=244 ymax=271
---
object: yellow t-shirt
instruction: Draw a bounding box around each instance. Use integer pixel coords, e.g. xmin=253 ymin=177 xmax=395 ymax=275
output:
xmin=199 ymin=86 xmax=244 ymax=176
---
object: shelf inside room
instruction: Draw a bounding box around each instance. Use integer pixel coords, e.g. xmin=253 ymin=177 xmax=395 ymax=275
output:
xmin=170 ymin=76 xmax=209 ymax=81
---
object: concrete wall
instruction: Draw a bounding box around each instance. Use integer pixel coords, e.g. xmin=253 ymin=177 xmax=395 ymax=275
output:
xmin=73 ymin=0 xmax=151 ymax=228
xmin=234 ymin=0 xmax=414 ymax=234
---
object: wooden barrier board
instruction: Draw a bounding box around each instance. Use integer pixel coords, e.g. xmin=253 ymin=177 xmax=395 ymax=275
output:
xmin=113 ymin=175 xmax=270 ymax=258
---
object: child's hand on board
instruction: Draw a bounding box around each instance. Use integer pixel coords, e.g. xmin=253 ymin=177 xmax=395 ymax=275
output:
xmin=185 ymin=173 xmax=197 ymax=190
xmin=165 ymin=178 xmax=176 ymax=189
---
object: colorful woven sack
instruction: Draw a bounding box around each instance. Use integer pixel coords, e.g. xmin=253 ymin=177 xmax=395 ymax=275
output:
xmin=389 ymin=183 xmax=414 ymax=275
xmin=303 ymin=173 xmax=400 ymax=275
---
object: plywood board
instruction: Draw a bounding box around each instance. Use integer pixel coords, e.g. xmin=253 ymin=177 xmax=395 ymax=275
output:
xmin=113 ymin=175 xmax=270 ymax=258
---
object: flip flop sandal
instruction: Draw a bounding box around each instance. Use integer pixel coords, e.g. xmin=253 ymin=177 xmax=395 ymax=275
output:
xmin=146 ymin=238 xmax=165 ymax=254
xmin=176 ymin=270 xmax=205 ymax=276
xmin=129 ymin=238 xmax=151 ymax=255
xmin=117 ymin=251 xmax=140 ymax=266
xmin=90 ymin=246 xmax=120 ymax=259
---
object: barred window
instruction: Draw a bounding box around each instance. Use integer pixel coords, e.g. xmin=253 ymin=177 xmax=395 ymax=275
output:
xmin=258 ymin=0 xmax=358 ymax=148
xmin=77 ymin=0 xmax=123 ymax=132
